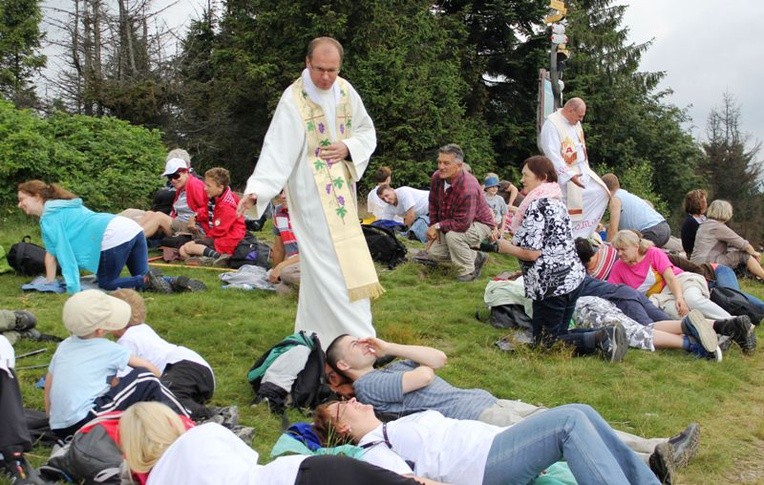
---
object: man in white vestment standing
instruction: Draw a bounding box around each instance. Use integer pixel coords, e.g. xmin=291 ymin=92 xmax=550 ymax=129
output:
xmin=538 ymin=97 xmax=610 ymax=239
xmin=238 ymin=37 xmax=382 ymax=347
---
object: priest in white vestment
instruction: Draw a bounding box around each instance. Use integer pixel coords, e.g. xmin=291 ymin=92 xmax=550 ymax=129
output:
xmin=538 ymin=97 xmax=610 ymax=239
xmin=239 ymin=37 xmax=382 ymax=347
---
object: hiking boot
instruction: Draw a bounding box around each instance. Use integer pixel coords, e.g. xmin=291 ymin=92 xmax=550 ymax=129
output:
xmin=684 ymin=335 xmax=723 ymax=361
xmin=186 ymin=256 xmax=216 ymax=267
xmin=667 ymin=422 xmax=700 ymax=469
xmin=231 ymin=425 xmax=256 ymax=444
xmin=597 ymin=323 xmax=628 ymax=363
xmin=213 ymin=254 xmax=232 ymax=268
xmin=715 ymin=315 xmax=756 ymax=355
xmin=649 ymin=442 xmax=676 ymax=484
xmin=456 ymin=272 xmax=478 ymax=282
xmin=144 ymin=269 xmax=173 ymax=293
xmin=681 ymin=309 xmax=718 ymax=353
xmin=412 ymin=250 xmax=438 ymax=267
xmin=171 ymin=276 xmax=207 ymax=293
xmin=473 ymin=251 xmax=488 ymax=278
xmin=13 ymin=311 xmax=37 ymax=331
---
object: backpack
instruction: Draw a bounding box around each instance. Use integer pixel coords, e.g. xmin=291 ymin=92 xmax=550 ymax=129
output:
xmin=42 ymin=413 xmax=124 ymax=484
xmin=247 ymin=331 xmax=333 ymax=413
xmin=710 ymin=286 xmax=764 ymax=325
xmin=151 ymin=187 xmax=176 ymax=214
xmin=361 ymin=224 xmax=407 ymax=269
xmin=7 ymin=236 xmax=58 ymax=276
xmin=230 ymin=234 xmax=272 ymax=270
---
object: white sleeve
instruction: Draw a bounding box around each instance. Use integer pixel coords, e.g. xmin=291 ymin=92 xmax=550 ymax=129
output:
xmin=341 ymin=83 xmax=377 ymax=183
xmin=539 ymin=119 xmax=572 ymax=185
xmin=361 ymin=445 xmax=415 ymax=477
xmin=244 ymin=88 xmax=307 ymax=218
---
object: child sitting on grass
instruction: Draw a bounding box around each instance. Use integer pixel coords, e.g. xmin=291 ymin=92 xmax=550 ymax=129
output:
xmin=45 ymin=290 xmax=189 ymax=440
xmin=110 ymin=289 xmax=216 ymax=421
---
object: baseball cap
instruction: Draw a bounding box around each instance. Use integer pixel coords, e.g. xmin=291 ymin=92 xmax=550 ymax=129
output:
xmin=162 ymin=158 xmax=188 ymax=176
xmin=63 ymin=290 xmax=132 ymax=337
xmin=484 ymin=176 xmax=500 ymax=189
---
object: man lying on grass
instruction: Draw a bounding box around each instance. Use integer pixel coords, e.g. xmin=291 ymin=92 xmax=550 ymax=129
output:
xmin=325 ymin=334 xmax=699 ymax=484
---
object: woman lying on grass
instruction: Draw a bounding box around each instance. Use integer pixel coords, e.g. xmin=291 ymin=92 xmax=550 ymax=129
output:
xmin=119 ymin=402 xmax=428 ymax=485
xmin=313 ymin=398 xmax=662 ymax=485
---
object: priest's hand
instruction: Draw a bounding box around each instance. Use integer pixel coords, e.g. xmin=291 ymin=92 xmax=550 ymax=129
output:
xmin=237 ymin=193 xmax=257 ymax=217
xmin=570 ymin=174 xmax=585 ymax=188
xmin=320 ymin=142 xmax=349 ymax=161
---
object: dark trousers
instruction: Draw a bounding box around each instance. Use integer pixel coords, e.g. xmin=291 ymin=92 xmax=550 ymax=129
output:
xmin=53 ymin=367 xmax=190 ymax=439
xmin=295 ymin=455 xmax=421 ymax=485
xmin=532 ymin=281 xmax=598 ymax=354
xmin=161 ymin=360 xmax=215 ymax=420
xmin=0 ymin=369 xmax=32 ymax=453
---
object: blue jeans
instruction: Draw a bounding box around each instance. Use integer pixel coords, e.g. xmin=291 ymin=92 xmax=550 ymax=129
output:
xmin=96 ymin=232 xmax=149 ymax=290
xmin=407 ymin=215 xmax=430 ymax=243
xmin=532 ymin=281 xmax=599 ymax=353
xmin=482 ymin=404 xmax=659 ymax=485
xmin=712 ymin=266 xmax=764 ymax=312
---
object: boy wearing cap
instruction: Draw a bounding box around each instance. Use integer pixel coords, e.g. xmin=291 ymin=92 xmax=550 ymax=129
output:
xmin=110 ymin=289 xmax=216 ymax=420
xmin=483 ymin=174 xmax=507 ymax=238
xmin=44 ymin=290 xmax=189 ymax=439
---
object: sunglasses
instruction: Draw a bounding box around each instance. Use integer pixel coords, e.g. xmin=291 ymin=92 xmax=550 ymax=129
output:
xmin=166 ymin=171 xmax=186 ymax=181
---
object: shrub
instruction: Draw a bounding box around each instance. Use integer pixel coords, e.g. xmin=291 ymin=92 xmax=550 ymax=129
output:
xmin=0 ymin=100 xmax=166 ymax=212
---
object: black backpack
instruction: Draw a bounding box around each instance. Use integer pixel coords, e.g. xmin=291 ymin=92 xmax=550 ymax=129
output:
xmin=710 ymin=286 xmax=764 ymax=325
xmin=7 ymin=236 xmax=58 ymax=276
xmin=230 ymin=234 xmax=272 ymax=270
xmin=361 ymin=224 xmax=407 ymax=269
xmin=247 ymin=331 xmax=333 ymax=414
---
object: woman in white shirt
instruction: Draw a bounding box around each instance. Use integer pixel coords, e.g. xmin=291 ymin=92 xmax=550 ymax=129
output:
xmin=119 ymin=402 xmax=425 ymax=485
xmin=313 ymin=398 xmax=660 ymax=485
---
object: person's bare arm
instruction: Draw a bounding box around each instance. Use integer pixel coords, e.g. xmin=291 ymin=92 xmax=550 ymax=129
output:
xmin=44 ymin=372 xmax=53 ymax=414
xmin=606 ymin=196 xmax=621 ymax=242
xmin=496 ymin=240 xmax=542 ymax=262
xmin=271 ymin=235 xmax=286 ymax=266
xmin=663 ymin=268 xmax=688 ymax=316
xmin=44 ymin=253 xmax=58 ymax=281
xmin=401 ymin=365 xmax=436 ymax=393
xmin=359 ymin=337 xmax=447 ymax=369
xmin=128 ymin=356 xmax=161 ymax=377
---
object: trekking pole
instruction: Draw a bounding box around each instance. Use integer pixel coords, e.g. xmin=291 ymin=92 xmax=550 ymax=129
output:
xmin=16 ymin=348 xmax=47 ymax=359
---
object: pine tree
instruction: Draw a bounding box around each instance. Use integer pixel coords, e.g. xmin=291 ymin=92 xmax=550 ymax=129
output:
xmin=0 ymin=0 xmax=46 ymax=108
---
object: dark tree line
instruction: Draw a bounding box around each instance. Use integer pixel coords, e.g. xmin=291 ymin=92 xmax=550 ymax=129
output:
xmin=2 ymin=0 xmax=761 ymax=235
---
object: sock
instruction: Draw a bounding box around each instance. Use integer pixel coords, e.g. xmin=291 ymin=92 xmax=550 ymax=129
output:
xmin=202 ymin=247 xmax=221 ymax=258
xmin=682 ymin=335 xmax=690 ymax=351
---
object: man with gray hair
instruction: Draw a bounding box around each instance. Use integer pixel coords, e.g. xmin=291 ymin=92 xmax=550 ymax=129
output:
xmin=425 ymin=144 xmax=494 ymax=281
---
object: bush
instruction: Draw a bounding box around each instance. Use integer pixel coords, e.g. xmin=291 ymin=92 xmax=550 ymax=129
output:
xmin=0 ymin=100 xmax=166 ymax=212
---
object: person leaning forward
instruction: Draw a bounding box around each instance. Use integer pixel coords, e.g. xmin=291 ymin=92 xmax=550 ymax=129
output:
xmin=425 ymin=144 xmax=494 ymax=281
xmin=237 ymin=37 xmax=382 ymax=348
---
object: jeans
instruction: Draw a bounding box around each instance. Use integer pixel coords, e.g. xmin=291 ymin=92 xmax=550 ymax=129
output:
xmin=712 ymin=266 xmax=764 ymax=312
xmin=532 ymin=281 xmax=599 ymax=353
xmin=407 ymin=215 xmax=430 ymax=243
xmin=96 ymin=232 xmax=149 ymax=290
xmin=482 ymin=404 xmax=659 ymax=485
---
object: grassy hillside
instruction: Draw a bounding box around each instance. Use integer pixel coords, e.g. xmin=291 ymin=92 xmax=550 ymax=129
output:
xmin=2 ymin=214 xmax=763 ymax=484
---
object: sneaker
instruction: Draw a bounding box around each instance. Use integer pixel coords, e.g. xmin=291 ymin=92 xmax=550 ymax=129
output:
xmin=681 ymin=309 xmax=718 ymax=353
xmin=171 ymin=276 xmax=207 ymax=293
xmin=648 ymin=442 xmax=676 ymax=484
xmin=144 ymin=269 xmax=173 ymax=293
xmin=685 ymin=335 xmax=723 ymax=362
xmin=13 ymin=311 xmax=37 ymax=331
xmin=412 ymin=250 xmax=438 ymax=267
xmin=667 ymin=422 xmax=700 ymax=469
xmin=717 ymin=315 xmax=756 ymax=355
xmin=456 ymin=272 xmax=478 ymax=282
xmin=231 ymin=425 xmax=255 ymax=444
xmin=598 ymin=323 xmax=628 ymax=363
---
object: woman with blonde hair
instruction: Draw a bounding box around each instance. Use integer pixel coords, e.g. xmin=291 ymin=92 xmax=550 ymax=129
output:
xmin=608 ymin=230 xmax=755 ymax=356
xmin=119 ymin=402 xmax=425 ymax=485
xmin=691 ymin=200 xmax=764 ymax=280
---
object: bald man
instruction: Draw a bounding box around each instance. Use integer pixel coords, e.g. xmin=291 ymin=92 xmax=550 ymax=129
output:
xmin=539 ymin=98 xmax=610 ymax=238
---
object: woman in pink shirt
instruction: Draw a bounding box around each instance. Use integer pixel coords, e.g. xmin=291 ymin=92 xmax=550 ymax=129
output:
xmin=608 ymin=230 xmax=729 ymax=320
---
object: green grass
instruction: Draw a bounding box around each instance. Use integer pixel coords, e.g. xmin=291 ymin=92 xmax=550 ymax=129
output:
xmin=2 ymin=214 xmax=764 ymax=484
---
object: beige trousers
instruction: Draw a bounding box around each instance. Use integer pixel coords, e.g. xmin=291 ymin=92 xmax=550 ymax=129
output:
xmin=428 ymin=222 xmax=492 ymax=276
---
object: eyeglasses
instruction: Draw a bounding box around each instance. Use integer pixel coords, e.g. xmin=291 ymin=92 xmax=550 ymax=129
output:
xmin=166 ymin=171 xmax=185 ymax=181
xmin=309 ymin=65 xmax=340 ymax=75
xmin=334 ymin=400 xmax=347 ymax=424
